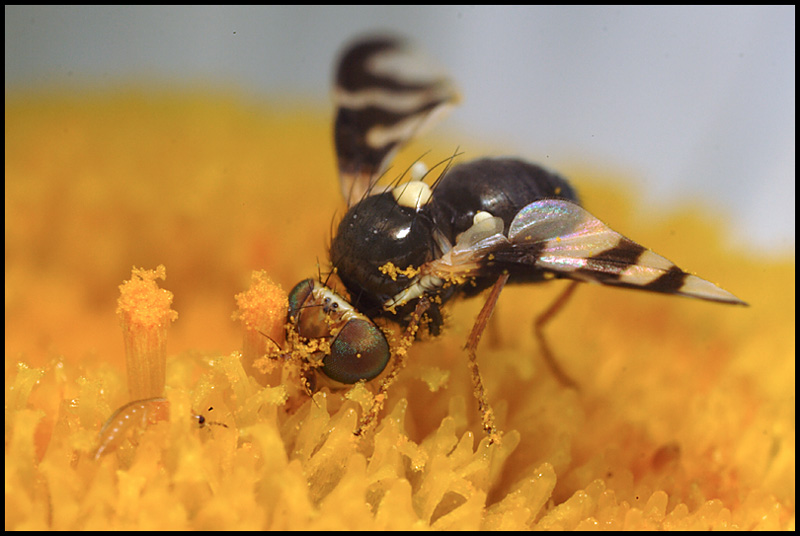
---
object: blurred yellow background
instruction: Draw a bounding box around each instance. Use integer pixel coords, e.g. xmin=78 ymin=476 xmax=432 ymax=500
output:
xmin=5 ymin=89 xmax=794 ymax=529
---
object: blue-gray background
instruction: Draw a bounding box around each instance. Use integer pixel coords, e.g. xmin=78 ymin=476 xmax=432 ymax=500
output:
xmin=5 ymin=5 xmax=794 ymax=253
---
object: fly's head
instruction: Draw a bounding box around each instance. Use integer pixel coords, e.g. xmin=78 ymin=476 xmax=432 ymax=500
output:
xmin=286 ymin=278 xmax=391 ymax=388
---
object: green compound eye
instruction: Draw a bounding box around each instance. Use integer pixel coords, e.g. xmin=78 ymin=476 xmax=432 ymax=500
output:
xmin=323 ymin=319 xmax=390 ymax=384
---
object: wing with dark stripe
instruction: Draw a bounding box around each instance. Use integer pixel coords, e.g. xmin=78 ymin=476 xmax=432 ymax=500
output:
xmin=334 ymin=36 xmax=459 ymax=206
xmin=503 ymin=199 xmax=747 ymax=304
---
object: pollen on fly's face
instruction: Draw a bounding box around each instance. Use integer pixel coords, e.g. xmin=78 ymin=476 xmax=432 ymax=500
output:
xmin=287 ymin=278 xmax=390 ymax=387
xmin=277 ymin=35 xmax=747 ymax=443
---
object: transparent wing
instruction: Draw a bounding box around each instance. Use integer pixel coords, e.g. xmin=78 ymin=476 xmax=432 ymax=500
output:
xmin=334 ymin=36 xmax=459 ymax=207
xmin=502 ymin=199 xmax=747 ymax=304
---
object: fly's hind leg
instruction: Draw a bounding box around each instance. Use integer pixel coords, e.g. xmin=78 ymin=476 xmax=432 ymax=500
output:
xmin=464 ymin=272 xmax=510 ymax=445
xmin=535 ymin=280 xmax=580 ymax=389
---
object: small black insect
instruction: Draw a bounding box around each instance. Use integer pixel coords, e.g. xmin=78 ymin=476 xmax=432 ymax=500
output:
xmin=286 ymin=36 xmax=746 ymax=440
xmin=194 ymin=406 xmax=228 ymax=430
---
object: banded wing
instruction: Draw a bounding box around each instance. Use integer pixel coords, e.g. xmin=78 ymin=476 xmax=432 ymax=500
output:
xmin=501 ymin=200 xmax=746 ymax=304
xmin=334 ymin=36 xmax=459 ymax=207
xmin=387 ymin=200 xmax=747 ymax=308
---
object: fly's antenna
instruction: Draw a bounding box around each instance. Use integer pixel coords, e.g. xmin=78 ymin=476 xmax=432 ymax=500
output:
xmin=257 ymin=329 xmax=283 ymax=351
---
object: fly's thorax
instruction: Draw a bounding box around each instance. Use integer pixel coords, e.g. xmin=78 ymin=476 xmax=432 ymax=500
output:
xmin=330 ymin=191 xmax=439 ymax=316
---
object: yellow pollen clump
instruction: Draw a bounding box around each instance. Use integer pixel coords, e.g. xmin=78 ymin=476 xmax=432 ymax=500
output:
xmin=117 ymin=265 xmax=177 ymax=401
xmin=233 ymin=270 xmax=289 ymax=385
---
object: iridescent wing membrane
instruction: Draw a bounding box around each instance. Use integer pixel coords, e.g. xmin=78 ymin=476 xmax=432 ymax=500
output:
xmin=506 ymin=200 xmax=745 ymax=303
xmin=333 ymin=36 xmax=459 ymax=206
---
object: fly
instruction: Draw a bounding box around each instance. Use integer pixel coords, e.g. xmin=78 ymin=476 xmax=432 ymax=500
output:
xmin=284 ymin=36 xmax=746 ymax=442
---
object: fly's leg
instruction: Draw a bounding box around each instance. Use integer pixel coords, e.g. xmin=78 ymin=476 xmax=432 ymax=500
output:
xmin=465 ymin=272 xmax=510 ymax=445
xmin=355 ymin=296 xmax=431 ymax=437
xmin=535 ymin=280 xmax=580 ymax=389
